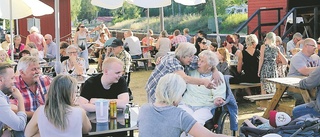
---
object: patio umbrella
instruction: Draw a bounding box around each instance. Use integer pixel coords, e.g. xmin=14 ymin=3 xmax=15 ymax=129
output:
xmin=91 ymin=0 xmax=220 ymax=46
xmin=0 ymin=0 xmax=54 ymax=60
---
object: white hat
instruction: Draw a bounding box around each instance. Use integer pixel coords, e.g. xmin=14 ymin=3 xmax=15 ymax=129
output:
xmin=269 ymin=110 xmax=291 ymax=127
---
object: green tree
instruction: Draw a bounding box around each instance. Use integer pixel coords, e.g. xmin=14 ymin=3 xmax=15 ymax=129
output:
xmin=111 ymin=2 xmax=141 ymax=23
xmin=77 ymin=0 xmax=98 ymax=22
xmin=70 ymin=0 xmax=81 ymax=22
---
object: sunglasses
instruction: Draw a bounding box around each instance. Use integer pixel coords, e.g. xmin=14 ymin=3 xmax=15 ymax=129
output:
xmin=202 ymin=42 xmax=207 ymax=44
xmin=80 ymin=26 xmax=85 ymax=28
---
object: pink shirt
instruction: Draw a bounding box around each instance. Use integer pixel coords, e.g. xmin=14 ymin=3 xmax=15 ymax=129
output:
xmin=28 ymin=33 xmax=45 ymax=51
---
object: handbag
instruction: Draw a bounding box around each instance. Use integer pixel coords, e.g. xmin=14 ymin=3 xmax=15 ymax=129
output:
xmin=79 ymin=42 xmax=86 ymax=51
xmin=1 ymin=127 xmax=13 ymax=137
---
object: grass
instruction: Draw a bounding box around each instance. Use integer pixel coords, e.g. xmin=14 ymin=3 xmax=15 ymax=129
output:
xmin=128 ymin=70 xmax=296 ymax=133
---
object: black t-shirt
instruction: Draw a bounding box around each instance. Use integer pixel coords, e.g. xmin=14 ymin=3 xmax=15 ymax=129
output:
xmin=80 ymin=74 xmax=128 ymax=100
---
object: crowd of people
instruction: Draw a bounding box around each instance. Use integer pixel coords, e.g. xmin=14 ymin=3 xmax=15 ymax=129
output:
xmin=1 ymin=22 xmax=320 ymax=137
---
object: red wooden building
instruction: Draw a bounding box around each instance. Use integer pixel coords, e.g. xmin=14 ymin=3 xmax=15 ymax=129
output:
xmin=17 ymin=0 xmax=71 ymax=43
xmin=247 ymin=0 xmax=320 ymax=40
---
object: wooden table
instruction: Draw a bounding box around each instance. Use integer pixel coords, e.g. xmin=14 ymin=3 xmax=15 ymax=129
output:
xmin=263 ymin=77 xmax=316 ymax=118
xmin=84 ymin=108 xmax=138 ymax=137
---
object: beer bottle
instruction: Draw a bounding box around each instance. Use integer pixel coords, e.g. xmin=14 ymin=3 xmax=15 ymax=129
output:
xmin=124 ymin=104 xmax=130 ymax=127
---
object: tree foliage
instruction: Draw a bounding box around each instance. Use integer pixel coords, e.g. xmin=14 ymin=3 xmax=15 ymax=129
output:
xmin=77 ymin=0 xmax=98 ymax=22
xmin=70 ymin=0 xmax=81 ymax=22
xmin=111 ymin=2 xmax=141 ymax=23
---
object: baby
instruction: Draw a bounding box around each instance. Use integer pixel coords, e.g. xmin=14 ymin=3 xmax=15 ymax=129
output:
xmin=244 ymin=110 xmax=291 ymax=130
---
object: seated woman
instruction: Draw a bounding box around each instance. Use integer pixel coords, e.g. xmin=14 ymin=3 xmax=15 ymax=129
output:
xmin=61 ymin=45 xmax=86 ymax=75
xmin=138 ymin=73 xmax=229 ymax=137
xmin=8 ymin=35 xmax=25 ymax=59
xmin=0 ymin=50 xmax=14 ymax=64
xmin=92 ymin=32 xmax=106 ymax=58
xmin=194 ymin=37 xmax=208 ymax=56
xmin=25 ymin=75 xmax=92 ymax=136
xmin=179 ymin=50 xmax=226 ymax=126
xmin=216 ymin=47 xmax=231 ymax=75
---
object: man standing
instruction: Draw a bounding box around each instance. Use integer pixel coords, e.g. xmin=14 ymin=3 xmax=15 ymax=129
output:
xmin=44 ymin=34 xmax=57 ymax=59
xmin=0 ymin=63 xmax=27 ymax=134
xmin=11 ymin=56 xmax=51 ymax=118
xmin=288 ymin=38 xmax=320 ymax=106
xmin=79 ymin=57 xmax=129 ymax=112
xmin=124 ymin=30 xmax=142 ymax=59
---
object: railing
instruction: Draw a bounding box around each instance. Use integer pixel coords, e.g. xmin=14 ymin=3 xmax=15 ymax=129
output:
xmin=235 ymin=7 xmax=283 ymax=41
xmin=271 ymin=5 xmax=320 ymax=40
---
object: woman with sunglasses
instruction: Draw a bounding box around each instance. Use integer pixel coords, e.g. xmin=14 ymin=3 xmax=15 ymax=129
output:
xmin=195 ymin=37 xmax=208 ymax=56
xmin=74 ymin=23 xmax=89 ymax=70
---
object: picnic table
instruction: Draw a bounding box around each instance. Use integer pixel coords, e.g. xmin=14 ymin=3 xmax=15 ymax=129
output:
xmin=263 ymin=77 xmax=316 ymax=118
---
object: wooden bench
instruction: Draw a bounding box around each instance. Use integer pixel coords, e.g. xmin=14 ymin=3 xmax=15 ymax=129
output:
xmin=243 ymin=92 xmax=289 ymax=102
xmin=230 ymin=83 xmax=261 ymax=90
xmin=131 ymin=58 xmax=154 ymax=71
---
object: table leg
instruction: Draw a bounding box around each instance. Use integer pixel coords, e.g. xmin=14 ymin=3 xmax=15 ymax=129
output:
xmin=129 ymin=130 xmax=133 ymax=137
xmin=262 ymin=84 xmax=287 ymax=118
xmin=300 ymin=89 xmax=312 ymax=103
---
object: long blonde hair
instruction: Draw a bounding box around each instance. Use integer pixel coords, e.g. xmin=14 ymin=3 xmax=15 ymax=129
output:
xmin=44 ymin=75 xmax=78 ymax=130
xmin=217 ymin=47 xmax=230 ymax=63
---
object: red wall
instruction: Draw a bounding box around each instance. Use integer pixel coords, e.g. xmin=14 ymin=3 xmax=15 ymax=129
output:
xmin=247 ymin=0 xmax=287 ymax=36
xmin=18 ymin=0 xmax=71 ymax=43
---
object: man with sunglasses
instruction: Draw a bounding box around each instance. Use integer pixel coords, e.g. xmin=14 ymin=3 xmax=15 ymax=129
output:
xmin=0 ymin=63 xmax=27 ymax=135
xmin=288 ymin=38 xmax=320 ymax=106
xmin=44 ymin=34 xmax=57 ymax=59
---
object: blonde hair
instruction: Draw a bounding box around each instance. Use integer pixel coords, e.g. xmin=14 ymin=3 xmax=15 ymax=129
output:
xmin=245 ymin=34 xmax=258 ymax=47
xmin=29 ymin=26 xmax=39 ymax=33
xmin=45 ymin=75 xmax=78 ymax=130
xmin=155 ymin=73 xmax=186 ymax=105
xmin=102 ymin=57 xmax=124 ymax=72
xmin=265 ymin=32 xmax=276 ymax=45
xmin=0 ymin=50 xmax=12 ymax=63
xmin=217 ymin=47 xmax=230 ymax=63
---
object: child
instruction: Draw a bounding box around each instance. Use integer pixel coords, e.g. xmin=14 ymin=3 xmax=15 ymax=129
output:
xmin=216 ymin=47 xmax=231 ymax=75
xmin=0 ymin=50 xmax=13 ymax=63
xmin=244 ymin=110 xmax=291 ymax=130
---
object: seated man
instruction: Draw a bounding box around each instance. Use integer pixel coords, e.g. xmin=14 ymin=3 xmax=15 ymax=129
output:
xmin=79 ymin=57 xmax=129 ymax=112
xmin=0 ymin=63 xmax=27 ymax=134
xmin=179 ymin=50 xmax=226 ymax=125
xmin=11 ymin=56 xmax=51 ymax=118
xmin=106 ymin=39 xmax=132 ymax=86
xmin=292 ymin=66 xmax=320 ymax=118
xmin=123 ymin=30 xmax=142 ymax=59
xmin=287 ymin=38 xmax=320 ymax=106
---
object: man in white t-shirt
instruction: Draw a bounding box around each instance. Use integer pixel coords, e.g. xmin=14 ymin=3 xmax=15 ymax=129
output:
xmin=287 ymin=32 xmax=303 ymax=56
xmin=124 ymin=30 xmax=142 ymax=59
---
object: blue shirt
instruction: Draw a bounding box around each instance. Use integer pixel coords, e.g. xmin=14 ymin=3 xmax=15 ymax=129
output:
xmin=0 ymin=91 xmax=27 ymax=131
xmin=46 ymin=41 xmax=57 ymax=59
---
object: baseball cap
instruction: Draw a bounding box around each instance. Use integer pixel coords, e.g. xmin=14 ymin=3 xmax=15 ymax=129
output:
xmin=109 ymin=39 xmax=123 ymax=47
xmin=269 ymin=110 xmax=291 ymax=127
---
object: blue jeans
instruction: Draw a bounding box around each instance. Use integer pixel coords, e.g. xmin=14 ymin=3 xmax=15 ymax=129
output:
xmin=131 ymin=55 xmax=141 ymax=59
xmin=292 ymin=104 xmax=320 ymax=119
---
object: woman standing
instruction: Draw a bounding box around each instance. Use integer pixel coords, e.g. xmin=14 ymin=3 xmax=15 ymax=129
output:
xmin=26 ymin=26 xmax=47 ymax=58
xmin=237 ymin=34 xmax=260 ymax=95
xmin=275 ymin=36 xmax=287 ymax=77
xmin=25 ymin=75 xmax=91 ymax=137
xmin=155 ymin=30 xmax=171 ymax=60
xmin=74 ymin=23 xmax=89 ymax=69
xmin=258 ymin=32 xmax=287 ymax=94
